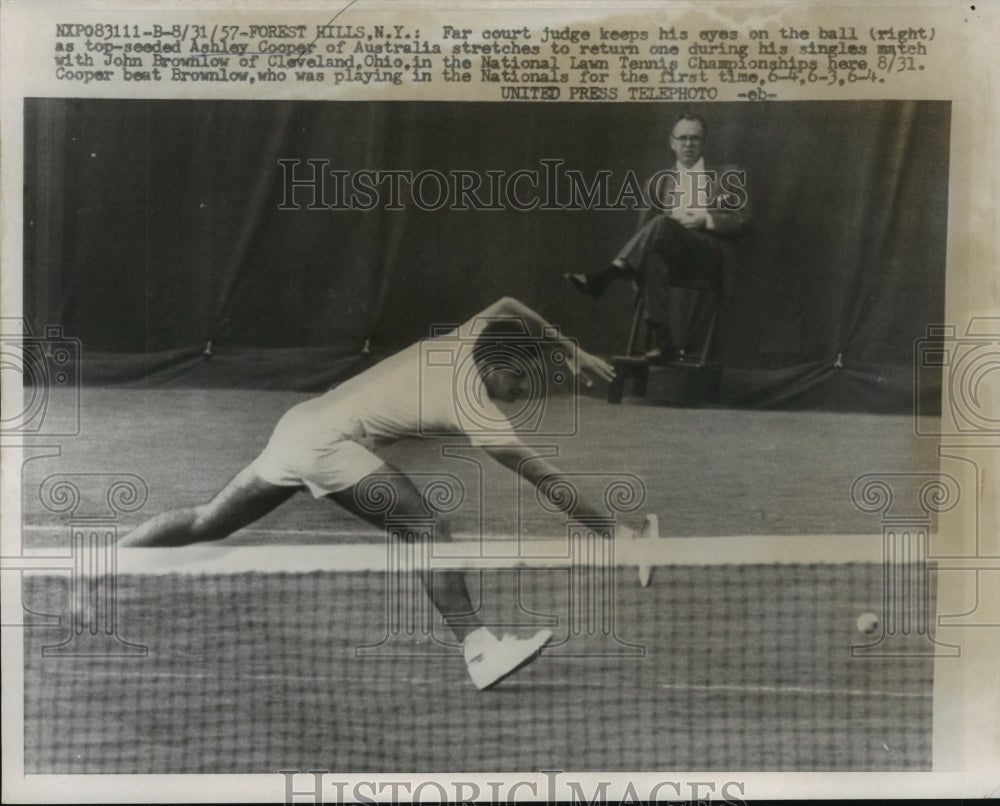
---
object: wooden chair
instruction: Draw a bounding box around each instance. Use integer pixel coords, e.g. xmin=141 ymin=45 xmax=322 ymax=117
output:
xmin=607 ymin=266 xmax=723 ymax=405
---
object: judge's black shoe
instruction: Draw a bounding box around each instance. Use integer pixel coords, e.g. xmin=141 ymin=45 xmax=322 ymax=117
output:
xmin=565 ymin=273 xmax=598 ymax=300
xmin=564 ymin=264 xmax=619 ymax=301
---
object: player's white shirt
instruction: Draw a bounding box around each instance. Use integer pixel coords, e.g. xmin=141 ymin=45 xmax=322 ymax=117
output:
xmin=283 ymin=324 xmax=521 ymax=451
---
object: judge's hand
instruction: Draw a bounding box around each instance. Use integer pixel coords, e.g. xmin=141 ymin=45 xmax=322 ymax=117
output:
xmin=672 ymin=209 xmax=709 ymax=229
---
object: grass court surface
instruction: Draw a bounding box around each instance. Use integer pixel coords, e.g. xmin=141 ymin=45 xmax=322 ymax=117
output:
xmin=19 ymin=389 xmax=936 ymax=772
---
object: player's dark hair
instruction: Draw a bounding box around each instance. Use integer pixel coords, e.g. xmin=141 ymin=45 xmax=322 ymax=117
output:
xmin=471 ymin=318 xmax=534 ymax=381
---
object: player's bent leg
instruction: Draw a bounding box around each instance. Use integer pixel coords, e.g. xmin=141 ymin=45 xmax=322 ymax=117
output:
xmin=328 ymin=464 xmax=553 ymax=689
xmin=120 ymin=465 xmax=300 ymax=547
xmin=327 ymin=465 xmax=480 ymax=640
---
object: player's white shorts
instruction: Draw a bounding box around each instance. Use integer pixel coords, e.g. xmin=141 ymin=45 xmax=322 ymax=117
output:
xmin=249 ymin=401 xmax=384 ymax=498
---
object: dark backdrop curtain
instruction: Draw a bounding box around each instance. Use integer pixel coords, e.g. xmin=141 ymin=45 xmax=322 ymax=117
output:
xmin=24 ymin=99 xmax=948 ymax=409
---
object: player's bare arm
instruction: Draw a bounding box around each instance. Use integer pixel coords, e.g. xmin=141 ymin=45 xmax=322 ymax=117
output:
xmin=481 ymin=443 xmax=638 ymax=539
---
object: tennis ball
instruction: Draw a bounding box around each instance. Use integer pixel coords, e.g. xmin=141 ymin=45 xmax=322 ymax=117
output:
xmin=856 ymin=612 xmax=879 ymax=635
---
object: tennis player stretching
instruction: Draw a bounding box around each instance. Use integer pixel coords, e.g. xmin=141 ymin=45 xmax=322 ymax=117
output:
xmin=121 ymin=297 xmax=622 ymax=689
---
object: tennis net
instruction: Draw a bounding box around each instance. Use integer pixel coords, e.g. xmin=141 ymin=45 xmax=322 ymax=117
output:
xmin=21 ymin=534 xmax=934 ymax=773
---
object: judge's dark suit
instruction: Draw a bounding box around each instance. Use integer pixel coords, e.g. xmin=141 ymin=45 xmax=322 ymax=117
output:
xmin=618 ymin=163 xmax=752 ymax=356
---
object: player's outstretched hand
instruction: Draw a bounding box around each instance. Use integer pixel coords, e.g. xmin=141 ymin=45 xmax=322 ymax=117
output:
xmin=575 ymin=347 xmax=616 ymax=387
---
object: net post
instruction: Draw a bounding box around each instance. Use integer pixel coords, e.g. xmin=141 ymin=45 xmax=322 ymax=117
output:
xmin=37 ymin=474 xmax=148 ymax=657
xmin=850 ymin=473 xmax=960 ymax=657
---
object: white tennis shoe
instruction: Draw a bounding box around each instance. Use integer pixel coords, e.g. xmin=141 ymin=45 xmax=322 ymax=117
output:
xmin=463 ymin=627 xmax=553 ymax=690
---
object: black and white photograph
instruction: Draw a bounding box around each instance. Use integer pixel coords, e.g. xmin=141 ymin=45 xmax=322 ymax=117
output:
xmin=2 ymin=2 xmax=998 ymax=803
